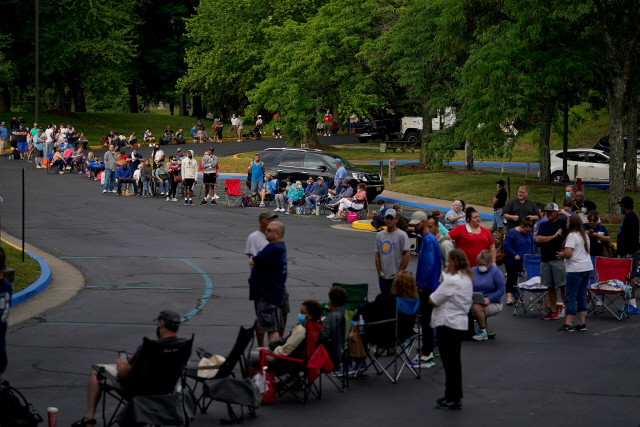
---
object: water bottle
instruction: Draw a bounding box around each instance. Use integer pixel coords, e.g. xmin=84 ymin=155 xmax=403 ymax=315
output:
xmin=316 ymin=204 xmax=320 ymax=215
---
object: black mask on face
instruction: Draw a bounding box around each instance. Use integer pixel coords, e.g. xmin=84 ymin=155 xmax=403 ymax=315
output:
xmin=156 ymin=326 xmax=161 ymax=339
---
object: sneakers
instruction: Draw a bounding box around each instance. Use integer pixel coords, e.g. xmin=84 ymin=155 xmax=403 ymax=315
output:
xmin=575 ymin=323 xmax=587 ymax=331
xmin=435 ymin=400 xmax=461 ymax=410
xmin=259 ymin=202 xmax=265 ymax=207
xmin=172 ymin=198 xmax=178 ymax=201
xmin=622 ymin=305 xmax=640 ymax=315
xmin=103 ymin=190 xmax=107 ymax=193
xmin=327 ymin=214 xmax=336 ymax=219
xmin=184 ymin=201 xmax=189 ymax=205
xmin=556 ymin=324 xmax=574 ymax=332
xmin=541 ymin=311 xmax=560 ymax=320
xmin=214 ymin=195 xmax=220 ymax=199
xmin=411 ymin=354 xmax=435 ymax=368
xmin=166 ymin=197 xmax=170 ymax=201
xmin=200 ymin=200 xmax=207 ymax=206
xmin=472 ymin=329 xmax=488 ymax=341
xmin=285 ymin=210 xmax=290 ymax=215
xmin=189 ymin=200 xmax=193 ymax=205
xmin=211 ymin=200 xmax=217 ymax=205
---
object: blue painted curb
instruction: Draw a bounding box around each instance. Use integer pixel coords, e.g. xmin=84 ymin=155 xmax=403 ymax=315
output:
xmin=10 ymin=251 xmax=52 ymax=307
xmin=374 ymin=196 xmax=493 ymax=221
xmin=368 ymin=160 xmax=540 ymax=168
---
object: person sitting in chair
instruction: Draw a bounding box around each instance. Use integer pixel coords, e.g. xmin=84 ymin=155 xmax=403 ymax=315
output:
xmin=163 ymin=126 xmax=174 ymax=145
xmin=117 ymin=161 xmax=138 ymax=195
xmin=334 ymin=182 xmax=367 ymax=221
xmin=320 ymin=287 xmax=348 ymax=369
xmin=175 ymin=129 xmax=185 ymax=144
xmin=52 ymin=147 xmax=65 ymax=174
xmin=72 ymin=310 xmax=186 ymax=427
xmin=250 ymin=300 xmax=322 ymax=375
xmin=285 ymin=181 xmax=305 ymax=214
xmin=305 ymin=176 xmax=328 ymax=214
xmin=470 ymin=250 xmax=505 ymax=341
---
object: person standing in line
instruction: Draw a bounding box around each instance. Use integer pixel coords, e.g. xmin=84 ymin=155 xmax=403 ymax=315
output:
xmin=503 ymin=218 xmax=536 ymax=305
xmin=0 ymin=248 xmax=11 ymax=378
xmin=536 ymin=203 xmax=571 ymax=320
xmin=584 ymin=211 xmax=611 ymax=257
xmin=246 ymin=212 xmax=289 ymax=343
xmin=249 ymin=153 xmax=266 ymax=206
xmin=200 ymin=149 xmax=218 ymax=206
xmin=557 ymin=215 xmax=593 ymax=332
xmin=0 ymin=122 xmax=7 ymax=157
xmin=617 ymin=196 xmax=640 ymax=315
xmin=228 ymin=114 xmax=238 ymax=139
xmin=501 ymin=186 xmax=540 ymax=230
xmin=249 ymin=221 xmax=288 ymax=346
xmin=45 ymin=123 xmax=54 ymax=155
xmin=102 ymin=145 xmax=117 ymax=193
xmin=407 ymin=211 xmax=441 ymax=369
xmin=375 ymin=209 xmax=411 ymax=294
xmin=181 ymin=150 xmax=198 ymax=205
xmin=323 ymin=110 xmax=333 ymax=136
xmin=429 ymin=249 xmax=473 ymax=410
xmin=332 ymin=158 xmax=346 ymax=193
xmin=492 ymin=179 xmax=507 ymax=234
xmin=236 ymin=115 xmax=244 ymax=141
xmin=427 ymin=216 xmax=454 ymax=269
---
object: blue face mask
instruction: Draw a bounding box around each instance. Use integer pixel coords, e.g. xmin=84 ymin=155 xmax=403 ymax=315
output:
xmin=565 ymin=192 xmax=571 ymax=197
xmin=297 ymin=313 xmax=307 ymax=326
xmin=620 ymin=207 xmax=624 ymax=214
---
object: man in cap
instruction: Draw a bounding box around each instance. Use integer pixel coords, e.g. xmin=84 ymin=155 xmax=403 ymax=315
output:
xmin=305 ymin=176 xmax=328 ymax=213
xmin=200 ymin=147 xmax=218 ymax=206
xmin=246 ymin=212 xmax=289 ymax=342
xmin=75 ymin=310 xmax=186 ymax=427
xmin=408 ymin=211 xmax=441 ymax=368
xmin=535 ymin=203 xmax=572 ymax=320
xmin=492 ymin=180 xmax=508 ymax=233
xmin=333 ymin=158 xmax=346 ymax=192
xmin=0 ymin=122 xmax=7 ymax=157
xmin=181 ymin=150 xmax=198 ymax=205
xmin=430 ymin=208 xmax=449 ymax=236
xmin=374 ymin=209 xmax=410 ymax=294
xmin=617 ymin=196 xmax=640 ymax=314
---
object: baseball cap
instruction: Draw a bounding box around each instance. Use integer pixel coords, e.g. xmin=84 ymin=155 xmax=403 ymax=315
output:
xmin=259 ymin=211 xmax=278 ymax=220
xmin=408 ymin=211 xmax=429 ymax=225
xmin=209 ymin=146 xmax=215 ymax=151
xmin=544 ymin=202 xmax=559 ymax=211
xmin=1 ymin=122 xmax=4 ymax=125
xmin=431 ymin=208 xmax=441 ymax=218
xmin=618 ymin=195 xmax=634 ymax=207
xmin=495 ymin=179 xmax=505 ymax=186
xmin=154 ymin=310 xmax=181 ymax=323
xmin=334 ymin=158 xmax=342 ymax=164
xmin=317 ymin=176 xmax=324 ymax=180
xmin=384 ymin=209 xmax=397 ymax=218
xmin=177 ymin=147 xmax=183 ymax=151
xmin=120 ymin=131 xmax=125 ymax=135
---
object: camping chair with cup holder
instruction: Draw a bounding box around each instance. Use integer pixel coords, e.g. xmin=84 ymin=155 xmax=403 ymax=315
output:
xmin=588 ymin=256 xmax=633 ymax=321
xmin=513 ymin=255 xmax=551 ymax=315
xmin=224 ymin=178 xmax=248 ymax=207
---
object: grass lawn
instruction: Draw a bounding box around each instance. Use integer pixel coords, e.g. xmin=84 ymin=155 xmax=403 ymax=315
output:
xmin=1 ymin=241 xmax=41 ymax=293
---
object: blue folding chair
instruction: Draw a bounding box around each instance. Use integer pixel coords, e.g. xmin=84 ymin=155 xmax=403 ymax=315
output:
xmin=513 ymin=255 xmax=550 ymax=315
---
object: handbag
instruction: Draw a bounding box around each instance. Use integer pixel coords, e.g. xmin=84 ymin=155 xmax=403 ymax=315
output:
xmin=346 ymin=212 xmax=359 ymax=222
xmin=197 ymin=354 xmax=226 ymax=379
xmin=348 ymin=323 xmax=366 ymax=359
xmin=0 ymin=380 xmax=43 ymax=427
xmin=173 ymin=175 xmax=182 ymax=183
xmin=159 ymin=173 xmax=170 ymax=181
xmin=496 ymin=230 xmax=517 ymax=266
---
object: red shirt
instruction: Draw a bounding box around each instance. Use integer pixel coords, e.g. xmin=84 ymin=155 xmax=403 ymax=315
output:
xmin=323 ymin=114 xmax=332 ymax=123
xmin=447 ymin=224 xmax=495 ymax=267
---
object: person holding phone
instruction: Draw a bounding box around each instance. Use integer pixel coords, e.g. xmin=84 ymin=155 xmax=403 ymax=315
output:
xmin=583 ymin=211 xmax=611 ymax=256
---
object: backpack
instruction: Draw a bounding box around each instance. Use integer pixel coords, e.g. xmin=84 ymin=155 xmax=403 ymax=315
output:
xmin=241 ymin=196 xmax=257 ymax=207
xmin=0 ymin=380 xmax=43 ymax=427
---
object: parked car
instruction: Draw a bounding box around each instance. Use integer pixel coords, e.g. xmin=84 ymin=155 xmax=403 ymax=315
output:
xmin=547 ymin=148 xmax=640 ymax=184
xmin=249 ymin=148 xmax=385 ymax=201
xmin=593 ymin=135 xmax=640 ymax=158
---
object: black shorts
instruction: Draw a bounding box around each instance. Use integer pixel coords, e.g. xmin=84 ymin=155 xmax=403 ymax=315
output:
xmin=203 ymin=174 xmax=216 ymax=185
xmin=184 ymin=178 xmax=195 ymax=189
xmin=35 ymin=149 xmax=44 ymax=158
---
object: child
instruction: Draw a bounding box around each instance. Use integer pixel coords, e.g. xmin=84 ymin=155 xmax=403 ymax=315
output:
xmin=371 ymin=200 xmax=388 ymax=232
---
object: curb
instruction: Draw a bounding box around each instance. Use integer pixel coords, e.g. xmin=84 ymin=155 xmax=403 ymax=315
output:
xmin=10 ymin=251 xmax=51 ymax=307
xmin=352 ymin=220 xmax=385 ymax=231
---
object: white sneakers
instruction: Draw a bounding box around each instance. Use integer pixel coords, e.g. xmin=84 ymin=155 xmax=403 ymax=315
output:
xmin=274 ymin=208 xmax=285 ymax=212
xmin=172 ymin=197 xmax=178 ymax=201
xmin=259 ymin=202 xmax=265 ymax=207
xmin=103 ymin=190 xmax=107 ymax=193
xmin=166 ymin=197 xmax=170 ymax=201
xmin=327 ymin=214 xmax=336 ymax=219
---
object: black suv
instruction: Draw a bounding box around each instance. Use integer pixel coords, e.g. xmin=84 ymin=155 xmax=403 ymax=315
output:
xmin=594 ymin=135 xmax=640 ymax=158
xmin=250 ymin=148 xmax=385 ymax=201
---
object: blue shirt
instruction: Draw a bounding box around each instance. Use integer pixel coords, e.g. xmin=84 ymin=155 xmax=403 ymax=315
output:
xmin=33 ymin=135 xmax=44 ymax=151
xmin=416 ymin=233 xmax=441 ymax=291
xmin=266 ymin=180 xmax=278 ymax=195
xmin=117 ymin=166 xmax=132 ymax=180
xmin=584 ymin=223 xmax=610 ymax=257
xmin=503 ymin=228 xmax=537 ymax=265
xmin=0 ymin=277 xmax=12 ymax=373
xmin=471 ymin=265 xmax=505 ymax=303
xmin=190 ymin=129 xmax=197 ymax=138
xmin=0 ymin=126 xmax=6 ymax=141
xmin=249 ymin=242 xmax=287 ymax=306
xmin=335 ymin=166 xmax=346 ymax=187
xmin=251 ymin=161 xmax=264 ymax=182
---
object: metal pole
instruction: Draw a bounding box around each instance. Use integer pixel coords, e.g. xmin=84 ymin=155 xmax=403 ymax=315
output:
xmin=507 ymin=176 xmax=511 ymax=200
xmin=525 ymin=161 xmax=530 ymax=179
xmin=552 ymin=186 xmax=556 ymax=204
xmin=379 ymin=160 xmax=383 ymax=177
xmin=501 ymin=161 xmax=504 ymax=176
xmin=22 ymin=168 xmax=25 ymax=262
xmin=35 ymin=0 xmax=40 ymax=125
xmin=574 ymin=164 xmax=578 ymax=183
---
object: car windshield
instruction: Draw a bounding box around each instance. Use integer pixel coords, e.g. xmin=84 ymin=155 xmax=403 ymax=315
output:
xmin=320 ymin=153 xmax=355 ymax=169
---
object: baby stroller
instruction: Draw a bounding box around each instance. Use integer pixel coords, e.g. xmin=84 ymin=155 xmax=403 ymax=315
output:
xmin=248 ymin=127 xmax=262 ymax=140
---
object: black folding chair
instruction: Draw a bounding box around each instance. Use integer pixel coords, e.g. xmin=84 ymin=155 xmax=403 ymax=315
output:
xmin=184 ymin=324 xmax=255 ymax=418
xmin=97 ymin=334 xmax=194 ymax=427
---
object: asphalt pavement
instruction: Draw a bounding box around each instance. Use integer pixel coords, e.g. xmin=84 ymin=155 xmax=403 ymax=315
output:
xmin=1 ymin=141 xmax=638 ymax=426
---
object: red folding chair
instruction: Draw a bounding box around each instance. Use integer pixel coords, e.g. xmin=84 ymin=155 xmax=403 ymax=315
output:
xmin=588 ymin=257 xmax=632 ymax=321
xmin=224 ymin=178 xmax=247 ymax=207
xmin=259 ymin=320 xmax=333 ymax=404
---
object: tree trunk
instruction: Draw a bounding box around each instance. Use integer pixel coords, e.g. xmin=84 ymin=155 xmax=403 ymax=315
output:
xmin=70 ymin=85 xmax=79 ymax=112
xmin=128 ymin=85 xmax=138 ymax=113
xmin=625 ymin=95 xmax=640 ymax=189
xmin=537 ymin=98 xmax=555 ymax=182
xmin=0 ymin=84 xmax=10 ymax=112
xmin=420 ymin=104 xmax=432 ymax=164
xmin=181 ymin=93 xmax=188 ymax=116
xmin=191 ymin=94 xmax=203 ymax=117
xmin=77 ymin=88 xmax=87 ymax=113
xmin=607 ymin=79 xmax=627 ymax=212
xmin=464 ymin=139 xmax=473 ymax=171
xmin=55 ymin=79 xmax=68 ymax=111
xmin=300 ymin=119 xmax=319 ymax=148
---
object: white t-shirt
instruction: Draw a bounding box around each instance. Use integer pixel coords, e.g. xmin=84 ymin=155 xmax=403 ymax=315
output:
xmin=564 ymin=232 xmax=593 ymax=273
xmin=45 ymin=128 xmax=54 ymax=142
xmin=154 ymin=149 xmax=164 ymax=162
xmin=245 ymin=230 xmax=269 ymax=257
xmin=231 ymin=117 xmax=238 ymax=126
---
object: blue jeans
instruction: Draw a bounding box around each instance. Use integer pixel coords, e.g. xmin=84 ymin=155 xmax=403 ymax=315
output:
xmin=565 ymin=270 xmax=590 ymax=316
xmin=492 ymin=209 xmax=503 ymax=228
xmin=142 ymin=181 xmax=150 ymax=196
xmin=378 ymin=277 xmax=394 ymax=294
xmin=306 ymin=196 xmax=321 ymax=210
xmin=103 ymin=168 xmax=115 ymax=191
xmin=159 ymin=179 xmax=170 ymax=194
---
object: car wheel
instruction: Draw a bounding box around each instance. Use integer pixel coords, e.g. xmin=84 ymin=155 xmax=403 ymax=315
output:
xmin=404 ymin=131 xmax=419 ymax=143
xmin=551 ymin=171 xmax=565 ymax=183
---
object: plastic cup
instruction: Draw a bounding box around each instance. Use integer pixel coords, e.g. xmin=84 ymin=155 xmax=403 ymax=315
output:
xmin=47 ymin=407 xmax=58 ymax=427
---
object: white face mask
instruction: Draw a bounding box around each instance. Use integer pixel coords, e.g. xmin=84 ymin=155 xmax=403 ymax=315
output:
xmin=497 ymin=185 xmax=500 ymax=190
xmin=478 ymin=265 xmax=488 ymax=273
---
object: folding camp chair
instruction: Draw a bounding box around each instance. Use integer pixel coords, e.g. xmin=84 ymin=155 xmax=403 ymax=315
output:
xmin=513 ymin=255 xmax=551 ymax=315
xmin=263 ymin=179 xmax=278 ymax=207
xmin=353 ymin=297 xmax=421 ymax=384
xmin=587 ymin=257 xmax=632 ymax=321
xmin=97 ymin=335 xmax=194 ymax=427
xmin=224 ymin=178 xmax=247 ymax=207
xmin=184 ymin=324 xmax=256 ymax=422
xmin=259 ymin=320 xmax=333 ymax=404
xmin=45 ymin=153 xmax=57 ymax=174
